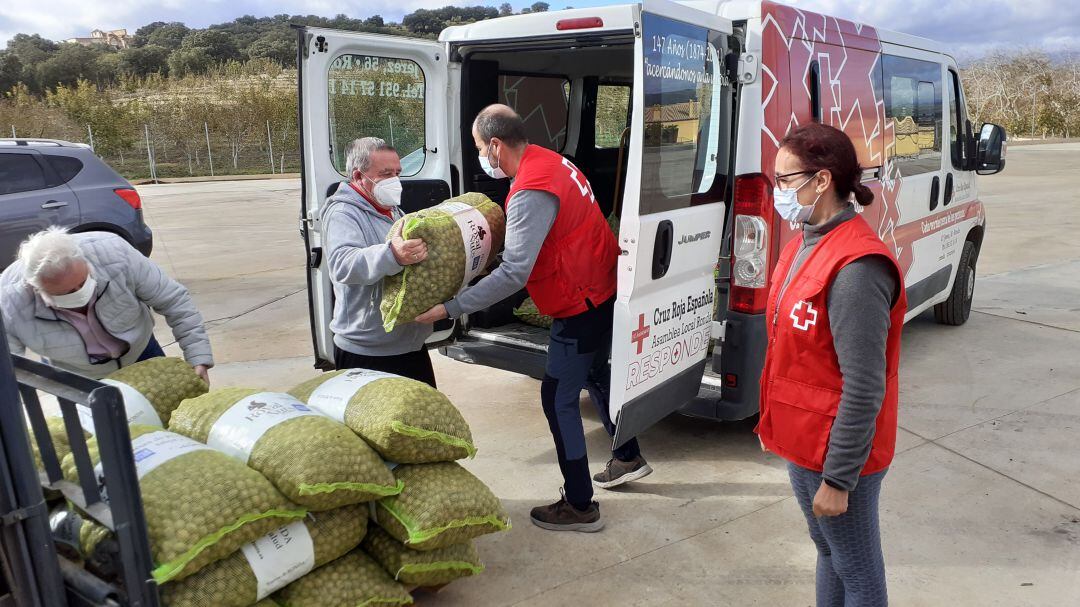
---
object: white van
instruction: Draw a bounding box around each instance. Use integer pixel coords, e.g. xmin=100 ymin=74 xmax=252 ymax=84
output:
xmin=297 ymin=0 xmax=1006 ymax=447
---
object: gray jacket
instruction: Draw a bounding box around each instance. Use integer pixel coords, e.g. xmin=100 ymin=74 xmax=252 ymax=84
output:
xmin=1 ymin=232 xmax=213 ymax=379
xmin=321 ymin=183 xmax=432 ymax=356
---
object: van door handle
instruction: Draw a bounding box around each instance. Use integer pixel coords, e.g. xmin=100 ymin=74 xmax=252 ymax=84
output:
xmin=943 ymin=173 xmax=954 ymax=206
xmin=929 ymin=177 xmax=940 ymax=211
xmin=41 ymin=200 xmax=68 ymax=210
xmin=652 ymin=220 xmax=674 ymax=280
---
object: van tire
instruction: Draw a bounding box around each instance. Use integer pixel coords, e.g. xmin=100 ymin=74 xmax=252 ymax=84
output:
xmin=934 ymin=240 xmax=976 ymax=326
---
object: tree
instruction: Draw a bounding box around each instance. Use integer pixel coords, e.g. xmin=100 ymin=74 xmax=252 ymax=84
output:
xmin=499 ymin=3 xmax=514 ymax=16
xmin=247 ymin=30 xmax=295 ymax=66
xmin=180 ymin=30 xmax=241 ymax=63
xmin=402 ymin=9 xmax=445 ymax=35
xmin=531 ymin=2 xmax=550 ymax=12
xmin=118 ymin=45 xmax=170 ymax=78
xmin=6 ymin=34 xmax=59 ymax=93
xmin=0 ymin=52 xmax=22 ymax=94
xmin=144 ymin=23 xmax=190 ymax=51
xmin=365 ymin=15 xmax=385 ymax=27
xmin=35 ymin=43 xmax=110 ymax=91
xmin=168 ymin=47 xmax=213 ymax=77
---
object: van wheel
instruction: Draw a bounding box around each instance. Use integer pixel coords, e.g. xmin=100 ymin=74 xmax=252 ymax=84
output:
xmin=934 ymin=240 xmax=976 ymax=326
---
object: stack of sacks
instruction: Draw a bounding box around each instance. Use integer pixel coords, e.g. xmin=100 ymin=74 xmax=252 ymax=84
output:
xmin=512 ymin=297 xmax=552 ymax=329
xmin=289 ymin=369 xmax=509 ymax=594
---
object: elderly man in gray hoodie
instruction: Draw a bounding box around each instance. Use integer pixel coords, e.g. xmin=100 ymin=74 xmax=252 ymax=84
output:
xmin=320 ymin=137 xmax=436 ymax=387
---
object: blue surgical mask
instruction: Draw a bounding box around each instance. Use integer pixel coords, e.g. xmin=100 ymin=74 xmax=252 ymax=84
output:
xmin=773 ymin=173 xmax=821 ymax=224
xmin=479 ymin=144 xmax=507 ymax=180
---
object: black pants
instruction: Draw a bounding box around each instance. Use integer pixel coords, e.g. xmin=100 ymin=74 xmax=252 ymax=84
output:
xmin=333 ymin=346 xmax=437 ymax=389
xmin=543 ymin=297 xmax=641 ymax=510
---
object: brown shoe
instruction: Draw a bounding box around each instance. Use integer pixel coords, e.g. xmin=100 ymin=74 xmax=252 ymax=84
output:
xmin=529 ymin=490 xmax=604 ymax=532
xmin=593 ymin=456 xmax=653 ymax=489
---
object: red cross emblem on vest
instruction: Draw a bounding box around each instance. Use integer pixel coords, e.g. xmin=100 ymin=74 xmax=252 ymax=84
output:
xmin=790 ymin=300 xmax=818 ymax=331
xmin=631 ymin=314 xmax=651 ymax=354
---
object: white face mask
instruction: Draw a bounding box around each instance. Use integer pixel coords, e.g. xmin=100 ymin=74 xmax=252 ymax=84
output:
xmin=367 ymin=175 xmax=402 ymax=207
xmin=46 ymin=275 xmax=97 ymax=309
xmin=773 ymin=172 xmax=822 ymax=225
xmin=479 ymin=144 xmax=508 ymax=180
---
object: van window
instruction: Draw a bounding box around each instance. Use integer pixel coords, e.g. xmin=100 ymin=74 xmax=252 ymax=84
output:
xmin=327 ymin=54 xmax=426 ymax=177
xmin=639 ymin=14 xmax=731 ymax=214
xmin=883 ymin=55 xmax=942 ymax=176
xmin=0 ymin=153 xmax=48 ymax=195
xmin=596 ymin=84 xmax=631 ymax=148
xmin=947 ymin=69 xmax=966 ymax=170
xmin=498 ymin=74 xmax=569 ymax=152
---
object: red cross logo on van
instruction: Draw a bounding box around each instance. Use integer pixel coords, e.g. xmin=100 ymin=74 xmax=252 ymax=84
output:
xmin=790 ymin=301 xmax=818 ymax=331
xmin=631 ymin=314 xmax=651 ymax=354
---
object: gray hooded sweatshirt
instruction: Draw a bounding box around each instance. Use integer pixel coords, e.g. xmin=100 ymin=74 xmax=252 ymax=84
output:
xmin=321 ymin=182 xmax=432 ymax=356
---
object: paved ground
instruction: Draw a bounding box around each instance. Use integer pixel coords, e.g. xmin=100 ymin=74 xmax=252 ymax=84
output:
xmin=136 ymin=143 xmax=1080 ymax=606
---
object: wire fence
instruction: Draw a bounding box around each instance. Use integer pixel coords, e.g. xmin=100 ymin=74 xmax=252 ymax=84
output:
xmin=8 ymin=120 xmax=301 ymax=182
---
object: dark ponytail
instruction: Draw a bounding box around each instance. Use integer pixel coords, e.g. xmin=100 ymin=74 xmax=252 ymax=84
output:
xmin=780 ymin=123 xmax=875 ymax=207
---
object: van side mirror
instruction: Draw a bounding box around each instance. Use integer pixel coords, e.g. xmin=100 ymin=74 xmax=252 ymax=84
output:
xmin=976 ymin=123 xmax=1007 ymax=175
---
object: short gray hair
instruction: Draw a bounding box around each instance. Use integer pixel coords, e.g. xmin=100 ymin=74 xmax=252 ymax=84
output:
xmin=17 ymin=226 xmax=85 ymax=289
xmin=345 ymin=137 xmax=396 ymax=175
xmin=473 ymin=105 xmax=528 ymax=146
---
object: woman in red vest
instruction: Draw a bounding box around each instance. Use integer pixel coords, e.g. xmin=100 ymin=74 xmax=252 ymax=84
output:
xmin=757 ymin=123 xmax=907 ymax=607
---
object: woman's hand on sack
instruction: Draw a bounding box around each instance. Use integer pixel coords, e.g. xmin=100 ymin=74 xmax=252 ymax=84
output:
xmin=813 ymin=481 xmax=849 ymax=517
xmin=391 ymin=236 xmax=428 ymax=266
xmin=416 ymin=304 xmax=449 ymax=324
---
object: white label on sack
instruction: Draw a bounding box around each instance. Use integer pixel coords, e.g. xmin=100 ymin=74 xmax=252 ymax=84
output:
xmin=441 ymin=201 xmax=493 ymax=288
xmin=305 ymin=369 xmax=397 ymax=423
xmin=242 ymin=518 xmax=316 ymax=600
xmin=206 ymin=392 xmax=321 ymax=464
xmin=76 ymin=381 xmax=162 ymax=435
xmin=94 ymin=431 xmax=212 ymax=503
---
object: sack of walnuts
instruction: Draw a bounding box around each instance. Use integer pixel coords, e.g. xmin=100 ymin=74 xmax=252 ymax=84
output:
xmin=289 ymin=370 xmax=475 ymax=464
xmin=375 ymin=462 xmax=509 ymax=552
xmin=273 ymin=550 xmax=412 ymax=607
xmin=362 ymin=526 xmax=483 ymax=587
xmin=169 ymin=388 xmax=402 ymax=510
xmin=160 ymin=504 xmax=368 ymax=607
xmin=61 ymin=425 xmax=305 ymax=583
xmin=380 ymin=192 xmax=505 ymax=331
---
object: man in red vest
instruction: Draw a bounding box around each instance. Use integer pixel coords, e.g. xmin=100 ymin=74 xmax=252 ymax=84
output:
xmin=417 ymin=104 xmax=651 ymax=532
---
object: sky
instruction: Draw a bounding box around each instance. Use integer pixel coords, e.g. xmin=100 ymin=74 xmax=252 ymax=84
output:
xmin=1 ymin=0 xmax=1076 ymax=59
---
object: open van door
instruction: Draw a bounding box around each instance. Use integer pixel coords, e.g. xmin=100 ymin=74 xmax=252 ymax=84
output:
xmin=609 ymin=1 xmax=734 ymax=446
xmin=297 ymin=27 xmax=454 ymax=368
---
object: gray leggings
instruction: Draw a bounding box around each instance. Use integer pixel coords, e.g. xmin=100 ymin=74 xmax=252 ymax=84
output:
xmin=788 ymin=462 xmax=888 ymax=607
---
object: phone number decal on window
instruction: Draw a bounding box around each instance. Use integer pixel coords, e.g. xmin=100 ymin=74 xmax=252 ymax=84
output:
xmin=330 ymin=55 xmax=422 ymax=79
xmin=329 ymin=79 xmax=425 ymax=99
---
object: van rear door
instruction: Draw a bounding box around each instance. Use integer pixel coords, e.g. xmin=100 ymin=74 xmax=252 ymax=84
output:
xmin=609 ymin=0 xmax=734 ymax=446
xmin=298 ymin=27 xmax=454 ymax=367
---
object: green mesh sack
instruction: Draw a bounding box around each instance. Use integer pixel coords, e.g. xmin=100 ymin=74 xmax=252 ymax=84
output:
xmin=169 ymin=388 xmax=402 ymax=510
xmin=362 ymin=526 xmax=483 ymax=587
xmin=274 ymin=550 xmax=413 ymax=607
xmin=512 ymin=297 xmax=552 ymax=329
xmin=380 ymin=192 xmax=505 ymax=331
xmin=289 ymin=370 xmax=475 ymax=464
xmin=103 ymin=357 xmax=209 ymax=427
xmin=31 ymin=416 xmax=85 ymax=471
xmin=160 ymin=504 xmax=369 ymax=607
xmin=254 ymin=600 xmax=281 ymax=607
xmin=375 ymin=463 xmax=509 ymax=552
xmin=61 ymin=425 xmax=305 ymax=583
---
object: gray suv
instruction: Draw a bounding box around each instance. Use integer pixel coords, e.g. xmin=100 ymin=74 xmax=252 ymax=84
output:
xmin=0 ymin=139 xmax=153 ymax=266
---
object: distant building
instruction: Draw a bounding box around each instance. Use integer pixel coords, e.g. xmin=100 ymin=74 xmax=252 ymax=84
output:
xmin=65 ymin=29 xmax=131 ymax=50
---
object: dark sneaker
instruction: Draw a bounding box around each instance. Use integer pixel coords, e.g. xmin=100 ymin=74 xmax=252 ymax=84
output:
xmin=530 ymin=491 xmax=604 ymax=532
xmin=593 ymin=456 xmax=653 ymax=489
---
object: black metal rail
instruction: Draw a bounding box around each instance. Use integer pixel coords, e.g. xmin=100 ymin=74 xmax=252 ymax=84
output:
xmin=0 ymin=320 xmax=158 ymax=607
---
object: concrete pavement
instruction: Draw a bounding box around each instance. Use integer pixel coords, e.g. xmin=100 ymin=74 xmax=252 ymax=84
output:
xmin=135 ymin=143 xmax=1080 ymax=606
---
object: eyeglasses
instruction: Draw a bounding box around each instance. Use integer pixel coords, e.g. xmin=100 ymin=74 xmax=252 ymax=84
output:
xmin=773 ymin=170 xmax=817 ymax=187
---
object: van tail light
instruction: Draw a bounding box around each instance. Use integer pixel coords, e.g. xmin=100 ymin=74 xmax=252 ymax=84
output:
xmin=556 ymin=17 xmax=604 ymax=30
xmin=729 ymin=174 xmax=772 ymax=315
xmin=114 ymin=187 xmax=142 ymax=210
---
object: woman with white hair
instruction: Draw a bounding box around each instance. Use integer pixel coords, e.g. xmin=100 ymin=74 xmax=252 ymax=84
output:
xmin=320 ymin=137 xmax=435 ymax=387
xmin=0 ymin=227 xmax=213 ymax=382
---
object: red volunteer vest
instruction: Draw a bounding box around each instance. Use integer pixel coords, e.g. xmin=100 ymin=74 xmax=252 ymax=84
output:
xmin=756 ymin=215 xmax=907 ymax=476
xmin=508 ymin=145 xmax=619 ymax=318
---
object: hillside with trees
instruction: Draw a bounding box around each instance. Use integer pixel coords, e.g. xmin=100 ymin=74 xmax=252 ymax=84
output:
xmin=0 ymin=7 xmax=1076 ymax=181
